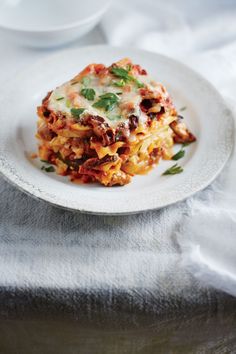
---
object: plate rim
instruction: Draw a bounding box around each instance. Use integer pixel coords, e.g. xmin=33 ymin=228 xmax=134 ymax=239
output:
xmin=0 ymin=44 xmax=234 ymax=215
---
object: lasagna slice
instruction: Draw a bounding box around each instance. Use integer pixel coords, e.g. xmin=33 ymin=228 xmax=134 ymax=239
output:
xmin=36 ymin=58 xmax=196 ymax=186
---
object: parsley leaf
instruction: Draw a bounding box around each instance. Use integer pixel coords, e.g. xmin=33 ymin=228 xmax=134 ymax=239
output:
xmin=172 ymin=149 xmax=185 ymax=161
xmin=111 ymin=67 xmax=131 ymax=80
xmin=110 ymin=67 xmax=144 ymax=88
xmin=81 ymin=76 xmax=91 ymax=86
xmin=162 ymin=164 xmax=183 ymax=175
xmin=56 ymin=97 xmax=64 ymax=101
xmin=93 ymin=93 xmax=119 ymax=112
xmin=81 ymin=88 xmax=96 ymax=101
xmin=41 ymin=165 xmax=55 ymax=173
xmin=71 ymin=108 xmax=85 ymax=119
xmin=113 ymin=79 xmax=126 ymax=87
xmin=135 ymin=79 xmax=145 ymax=88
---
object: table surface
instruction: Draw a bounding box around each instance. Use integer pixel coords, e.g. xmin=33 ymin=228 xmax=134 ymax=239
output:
xmin=0 ymin=287 xmax=236 ymax=353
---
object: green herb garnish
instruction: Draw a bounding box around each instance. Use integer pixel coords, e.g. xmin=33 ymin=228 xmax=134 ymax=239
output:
xmin=110 ymin=67 xmax=144 ymax=88
xmin=180 ymin=106 xmax=187 ymax=111
xmin=135 ymin=80 xmax=145 ymax=88
xmin=93 ymin=93 xmax=119 ymax=112
xmin=70 ymin=108 xmax=85 ymax=119
xmin=113 ymin=79 xmax=126 ymax=87
xmin=41 ymin=165 xmax=55 ymax=173
xmin=172 ymin=149 xmax=185 ymax=161
xmin=81 ymin=76 xmax=91 ymax=86
xmin=108 ymin=115 xmax=122 ymax=121
xmin=56 ymin=97 xmax=64 ymax=101
xmin=162 ymin=164 xmax=183 ymax=175
xmin=80 ymin=88 xmax=96 ymax=101
xmin=182 ymin=141 xmax=195 ymax=147
xmin=111 ymin=67 xmax=131 ymax=80
xmin=66 ymin=99 xmax=71 ymax=108
xmin=115 ymin=131 xmax=122 ymax=141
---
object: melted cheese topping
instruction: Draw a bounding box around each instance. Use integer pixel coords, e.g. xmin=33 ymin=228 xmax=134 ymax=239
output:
xmin=48 ymin=70 xmax=159 ymax=128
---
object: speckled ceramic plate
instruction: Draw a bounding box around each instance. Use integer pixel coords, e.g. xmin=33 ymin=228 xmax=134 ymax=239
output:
xmin=0 ymin=45 xmax=234 ymax=214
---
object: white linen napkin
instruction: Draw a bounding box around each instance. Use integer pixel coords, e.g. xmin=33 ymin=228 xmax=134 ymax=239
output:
xmin=102 ymin=0 xmax=236 ymax=296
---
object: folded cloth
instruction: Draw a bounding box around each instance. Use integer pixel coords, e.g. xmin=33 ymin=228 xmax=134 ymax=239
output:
xmin=101 ymin=0 xmax=236 ymax=296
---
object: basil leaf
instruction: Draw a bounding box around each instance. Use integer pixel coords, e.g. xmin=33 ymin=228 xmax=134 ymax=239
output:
xmin=93 ymin=93 xmax=119 ymax=112
xmin=71 ymin=108 xmax=85 ymax=119
xmin=172 ymin=149 xmax=185 ymax=161
xmin=81 ymin=88 xmax=96 ymax=101
xmin=162 ymin=164 xmax=183 ymax=175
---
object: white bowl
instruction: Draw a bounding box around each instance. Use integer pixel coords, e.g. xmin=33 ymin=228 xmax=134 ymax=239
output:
xmin=0 ymin=0 xmax=111 ymax=48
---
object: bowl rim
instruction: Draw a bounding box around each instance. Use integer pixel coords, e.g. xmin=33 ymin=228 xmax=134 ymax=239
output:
xmin=0 ymin=0 xmax=111 ymax=33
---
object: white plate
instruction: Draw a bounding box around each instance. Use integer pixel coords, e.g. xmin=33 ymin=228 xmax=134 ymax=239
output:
xmin=0 ymin=46 xmax=234 ymax=215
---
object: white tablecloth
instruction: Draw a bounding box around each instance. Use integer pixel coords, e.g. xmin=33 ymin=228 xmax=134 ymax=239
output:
xmin=0 ymin=0 xmax=235 ymax=304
